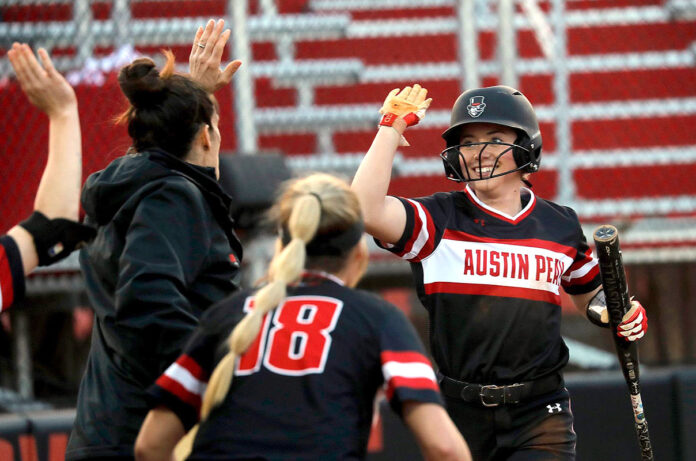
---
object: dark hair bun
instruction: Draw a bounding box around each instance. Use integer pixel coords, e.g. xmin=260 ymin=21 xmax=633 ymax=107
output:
xmin=118 ymin=57 xmax=165 ymax=108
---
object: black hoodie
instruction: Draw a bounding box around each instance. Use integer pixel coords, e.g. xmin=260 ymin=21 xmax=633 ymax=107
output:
xmin=66 ymin=149 xmax=242 ymax=460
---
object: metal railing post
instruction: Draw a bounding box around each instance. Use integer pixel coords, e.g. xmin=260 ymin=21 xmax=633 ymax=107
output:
xmin=457 ymin=0 xmax=480 ymax=91
xmin=498 ymin=0 xmax=517 ymax=88
xmin=229 ymin=0 xmax=258 ymax=154
xmin=551 ymin=0 xmax=574 ymax=203
xmin=74 ymin=0 xmax=94 ymax=68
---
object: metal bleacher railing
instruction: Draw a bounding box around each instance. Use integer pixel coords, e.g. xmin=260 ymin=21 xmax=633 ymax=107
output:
xmin=2 ymin=1 xmax=696 ymax=259
xmin=3 ymin=0 xmax=693 ymax=406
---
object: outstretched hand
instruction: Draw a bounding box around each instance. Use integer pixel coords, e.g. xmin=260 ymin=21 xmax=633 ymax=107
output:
xmin=189 ymin=19 xmax=242 ymax=93
xmin=378 ymin=84 xmax=432 ymax=146
xmin=380 ymin=84 xmax=432 ymax=120
xmin=7 ymin=43 xmax=77 ymax=118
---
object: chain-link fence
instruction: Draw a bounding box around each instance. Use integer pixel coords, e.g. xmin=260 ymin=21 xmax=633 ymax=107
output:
xmin=1 ymin=0 xmax=696 ymax=381
xmin=2 ymin=0 xmax=695 ymax=261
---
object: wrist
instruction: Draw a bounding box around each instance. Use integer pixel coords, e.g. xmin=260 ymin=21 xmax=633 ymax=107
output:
xmin=48 ymin=104 xmax=79 ymax=121
xmin=390 ymin=117 xmax=408 ymax=134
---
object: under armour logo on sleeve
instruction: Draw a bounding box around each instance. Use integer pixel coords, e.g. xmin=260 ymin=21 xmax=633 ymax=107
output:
xmin=547 ymin=403 xmax=562 ymax=413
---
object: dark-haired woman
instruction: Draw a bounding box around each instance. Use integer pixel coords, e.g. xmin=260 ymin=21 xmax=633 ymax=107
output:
xmin=66 ymin=20 xmax=243 ymax=461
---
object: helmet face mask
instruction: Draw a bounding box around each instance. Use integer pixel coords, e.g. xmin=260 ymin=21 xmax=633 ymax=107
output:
xmin=440 ymin=86 xmax=542 ymax=182
xmin=439 ymin=140 xmax=535 ymax=183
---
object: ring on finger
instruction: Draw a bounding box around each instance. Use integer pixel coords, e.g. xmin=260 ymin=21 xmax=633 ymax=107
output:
xmin=198 ymin=42 xmax=206 ymax=49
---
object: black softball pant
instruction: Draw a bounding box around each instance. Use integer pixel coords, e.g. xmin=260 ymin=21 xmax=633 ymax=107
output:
xmin=445 ymin=387 xmax=576 ymax=461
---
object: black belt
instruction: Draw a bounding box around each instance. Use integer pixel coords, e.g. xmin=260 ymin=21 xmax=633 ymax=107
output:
xmin=437 ymin=372 xmax=563 ymax=407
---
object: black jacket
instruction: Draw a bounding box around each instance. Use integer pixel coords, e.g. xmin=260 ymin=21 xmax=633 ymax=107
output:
xmin=66 ymin=149 xmax=242 ymax=460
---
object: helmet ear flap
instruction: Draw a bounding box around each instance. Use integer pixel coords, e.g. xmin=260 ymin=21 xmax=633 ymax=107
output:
xmin=512 ymin=134 xmax=541 ymax=173
xmin=441 ymin=147 xmax=465 ymax=182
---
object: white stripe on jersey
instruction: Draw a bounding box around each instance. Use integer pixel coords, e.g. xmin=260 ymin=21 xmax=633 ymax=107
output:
xmin=403 ymin=199 xmax=431 ymax=260
xmin=164 ymin=362 xmax=207 ymax=397
xmin=422 ymin=239 xmax=574 ymax=294
xmin=562 ymin=258 xmax=599 ymax=283
xmin=382 ymin=361 xmax=437 ymax=382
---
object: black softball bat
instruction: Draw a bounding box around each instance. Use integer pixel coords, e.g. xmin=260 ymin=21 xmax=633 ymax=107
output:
xmin=593 ymin=224 xmax=654 ymax=460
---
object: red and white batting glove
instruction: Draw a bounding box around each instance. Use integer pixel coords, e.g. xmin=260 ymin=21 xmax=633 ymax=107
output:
xmin=379 ymin=85 xmax=432 ymax=146
xmin=617 ymin=299 xmax=648 ymax=342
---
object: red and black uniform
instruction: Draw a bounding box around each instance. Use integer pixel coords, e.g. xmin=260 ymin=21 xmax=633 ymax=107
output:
xmin=148 ymin=272 xmax=442 ymax=461
xmin=379 ymin=185 xmax=601 ymax=460
xmin=0 ymin=235 xmax=25 ymax=313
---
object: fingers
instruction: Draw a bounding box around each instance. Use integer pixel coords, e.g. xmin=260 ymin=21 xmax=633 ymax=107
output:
xmin=22 ymin=44 xmax=51 ymax=91
xmin=407 ymin=84 xmax=421 ymax=103
xmin=414 ymin=86 xmax=428 ymax=105
xmin=203 ymin=19 xmax=225 ymax=51
xmin=391 ymin=84 xmax=428 ymax=103
xmin=620 ymin=301 xmax=642 ymax=324
xmin=221 ymin=59 xmax=242 ymax=84
xmin=189 ymin=25 xmax=204 ymax=60
xmin=211 ymin=28 xmax=231 ymax=65
xmin=419 ymin=97 xmax=433 ymax=111
xmin=617 ymin=300 xmax=648 ymax=342
xmin=397 ymin=86 xmax=412 ymax=99
xmin=198 ymin=19 xmax=216 ymax=50
xmin=9 ymin=43 xmax=40 ymax=91
xmin=385 ymin=88 xmax=400 ymax=101
xmin=380 ymin=88 xmax=400 ymax=113
xmin=37 ymin=48 xmax=58 ymax=78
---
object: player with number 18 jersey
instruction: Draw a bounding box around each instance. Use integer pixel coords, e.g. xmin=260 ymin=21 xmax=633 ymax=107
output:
xmin=147 ymin=272 xmax=442 ymax=460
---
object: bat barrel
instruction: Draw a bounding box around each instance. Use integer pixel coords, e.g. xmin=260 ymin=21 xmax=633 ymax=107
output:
xmin=592 ymin=225 xmax=631 ymax=324
xmin=593 ymin=225 xmax=654 ymax=461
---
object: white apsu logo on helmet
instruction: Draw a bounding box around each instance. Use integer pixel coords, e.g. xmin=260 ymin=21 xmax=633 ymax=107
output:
xmin=467 ymin=96 xmax=486 ymax=118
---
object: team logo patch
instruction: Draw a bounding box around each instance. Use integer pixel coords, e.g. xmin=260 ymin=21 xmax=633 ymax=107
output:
xmin=467 ymin=96 xmax=486 ymax=118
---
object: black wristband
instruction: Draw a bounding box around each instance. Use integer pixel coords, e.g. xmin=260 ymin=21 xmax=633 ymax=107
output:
xmin=19 ymin=211 xmax=97 ymax=266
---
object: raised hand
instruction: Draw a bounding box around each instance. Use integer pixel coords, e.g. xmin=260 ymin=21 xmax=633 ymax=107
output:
xmin=378 ymin=84 xmax=432 ymax=146
xmin=189 ymin=19 xmax=242 ymax=93
xmin=7 ymin=43 xmax=77 ymax=118
xmin=379 ymin=84 xmax=432 ymax=128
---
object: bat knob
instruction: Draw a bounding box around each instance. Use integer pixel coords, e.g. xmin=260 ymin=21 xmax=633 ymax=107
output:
xmin=594 ymin=224 xmax=617 ymax=242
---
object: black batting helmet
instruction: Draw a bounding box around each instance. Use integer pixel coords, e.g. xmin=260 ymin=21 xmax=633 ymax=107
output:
xmin=440 ymin=85 xmax=542 ymax=182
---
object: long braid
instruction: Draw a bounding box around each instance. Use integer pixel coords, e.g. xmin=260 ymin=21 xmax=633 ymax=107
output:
xmin=175 ymin=189 xmax=323 ymax=460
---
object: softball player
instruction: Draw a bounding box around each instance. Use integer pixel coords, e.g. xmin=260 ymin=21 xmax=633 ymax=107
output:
xmin=135 ymin=173 xmax=471 ymax=461
xmin=1 ymin=43 xmax=95 ymax=313
xmin=351 ymin=85 xmax=648 ymax=460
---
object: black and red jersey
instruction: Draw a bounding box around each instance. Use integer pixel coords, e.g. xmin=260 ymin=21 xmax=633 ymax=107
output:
xmin=378 ymin=185 xmax=601 ymax=384
xmin=147 ymin=272 xmax=442 ymax=461
xmin=0 ymin=235 xmax=25 ymax=312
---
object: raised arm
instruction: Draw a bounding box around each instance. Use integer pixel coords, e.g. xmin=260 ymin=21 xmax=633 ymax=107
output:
xmin=188 ymin=19 xmax=242 ymax=93
xmin=403 ymin=401 xmax=472 ymax=461
xmin=6 ymin=43 xmax=93 ymax=274
xmin=351 ymin=85 xmax=431 ymax=244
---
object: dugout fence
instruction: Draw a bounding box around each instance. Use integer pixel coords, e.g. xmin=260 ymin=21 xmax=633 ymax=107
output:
xmin=1 ymin=0 xmax=695 ymax=422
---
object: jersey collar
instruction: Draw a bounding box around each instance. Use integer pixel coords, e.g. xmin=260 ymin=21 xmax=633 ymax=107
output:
xmin=299 ymin=270 xmax=346 ymax=286
xmin=463 ymin=184 xmax=536 ymax=224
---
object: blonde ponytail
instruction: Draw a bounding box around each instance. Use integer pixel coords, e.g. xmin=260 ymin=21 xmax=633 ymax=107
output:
xmin=175 ymin=193 xmax=322 ymax=460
